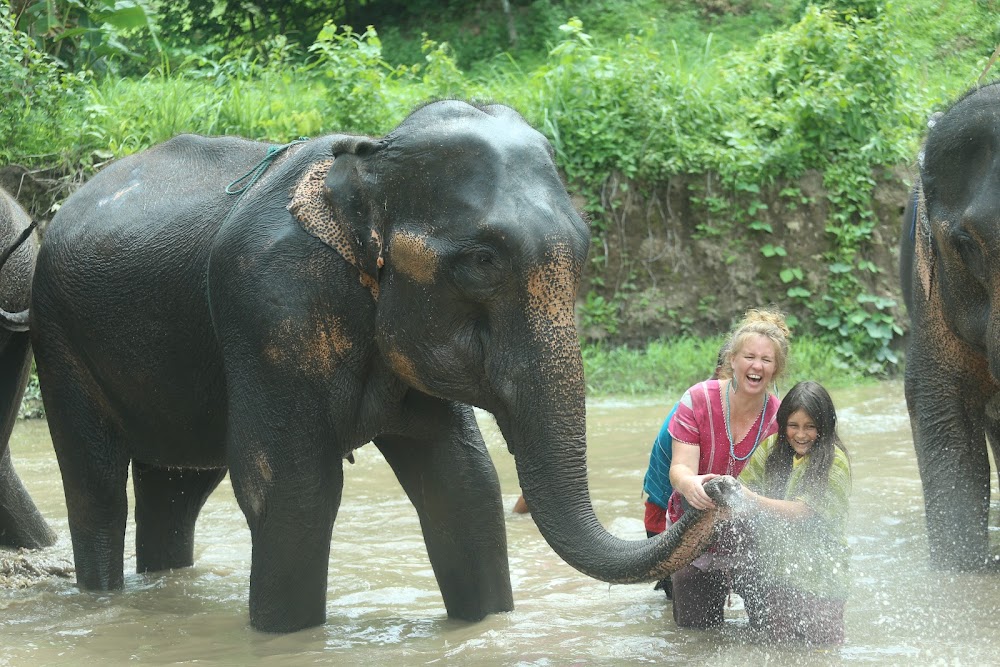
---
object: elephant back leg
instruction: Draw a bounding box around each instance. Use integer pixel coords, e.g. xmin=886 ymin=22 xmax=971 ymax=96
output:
xmin=35 ymin=335 xmax=129 ymax=589
xmin=374 ymin=394 xmax=513 ymax=622
xmin=0 ymin=332 xmax=55 ymax=548
xmin=133 ymin=462 xmax=227 ymax=573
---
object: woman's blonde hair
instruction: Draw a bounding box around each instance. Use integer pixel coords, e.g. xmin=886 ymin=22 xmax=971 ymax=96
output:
xmin=717 ymin=306 xmax=791 ymax=383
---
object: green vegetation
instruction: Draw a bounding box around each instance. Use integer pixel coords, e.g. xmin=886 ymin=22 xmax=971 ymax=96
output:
xmin=582 ymin=334 xmax=873 ymax=398
xmin=4 ymin=0 xmax=1000 ymax=397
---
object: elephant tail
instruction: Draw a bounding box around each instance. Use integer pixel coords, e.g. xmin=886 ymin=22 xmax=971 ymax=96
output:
xmin=0 ymin=220 xmax=37 ymax=333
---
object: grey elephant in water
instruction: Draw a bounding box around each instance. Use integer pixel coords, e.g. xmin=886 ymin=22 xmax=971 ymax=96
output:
xmin=31 ymin=100 xmax=740 ymax=633
xmin=900 ymin=81 xmax=1000 ymax=570
xmin=0 ymin=187 xmax=55 ymax=549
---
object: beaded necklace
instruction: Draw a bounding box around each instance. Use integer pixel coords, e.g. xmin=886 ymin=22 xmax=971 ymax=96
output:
xmin=725 ymin=382 xmax=768 ymax=475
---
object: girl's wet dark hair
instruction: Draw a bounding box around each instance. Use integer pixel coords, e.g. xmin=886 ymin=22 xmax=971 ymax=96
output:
xmin=764 ymin=380 xmax=849 ymax=498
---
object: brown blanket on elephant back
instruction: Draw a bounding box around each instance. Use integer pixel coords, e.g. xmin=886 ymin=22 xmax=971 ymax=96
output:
xmin=288 ymin=159 xmax=380 ymax=300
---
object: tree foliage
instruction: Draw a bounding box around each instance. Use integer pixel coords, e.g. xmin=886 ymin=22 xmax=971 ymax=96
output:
xmin=2 ymin=0 xmax=997 ymax=376
xmin=10 ymin=0 xmax=161 ymax=71
xmin=0 ymin=3 xmax=85 ymax=161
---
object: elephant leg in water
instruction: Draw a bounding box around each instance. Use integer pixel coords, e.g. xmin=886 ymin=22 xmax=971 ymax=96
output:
xmin=0 ymin=192 xmax=55 ymax=549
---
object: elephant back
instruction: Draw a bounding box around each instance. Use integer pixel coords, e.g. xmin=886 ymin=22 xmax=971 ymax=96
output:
xmin=0 ymin=187 xmax=37 ymax=312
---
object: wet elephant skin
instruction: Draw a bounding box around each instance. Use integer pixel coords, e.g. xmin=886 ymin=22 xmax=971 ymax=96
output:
xmin=900 ymin=81 xmax=1000 ymax=570
xmin=32 ymin=100 xmax=715 ymax=633
xmin=0 ymin=188 xmax=55 ymax=550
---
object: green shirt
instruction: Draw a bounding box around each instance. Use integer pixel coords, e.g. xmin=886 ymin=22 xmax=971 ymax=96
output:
xmin=739 ymin=435 xmax=852 ymax=599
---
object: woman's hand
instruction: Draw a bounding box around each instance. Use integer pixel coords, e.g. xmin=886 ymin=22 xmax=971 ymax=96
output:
xmin=680 ymin=473 xmax=720 ymax=510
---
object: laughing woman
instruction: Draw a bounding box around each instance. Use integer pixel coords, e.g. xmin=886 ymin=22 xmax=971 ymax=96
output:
xmin=666 ymin=307 xmax=790 ymax=629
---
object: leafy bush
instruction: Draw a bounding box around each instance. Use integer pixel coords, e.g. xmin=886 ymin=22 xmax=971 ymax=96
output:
xmin=719 ymin=6 xmax=917 ymax=372
xmin=13 ymin=0 xmax=163 ymax=74
xmin=525 ymin=7 xmax=923 ymax=375
xmin=7 ymin=0 xmax=995 ymax=384
xmin=0 ymin=5 xmax=85 ymax=162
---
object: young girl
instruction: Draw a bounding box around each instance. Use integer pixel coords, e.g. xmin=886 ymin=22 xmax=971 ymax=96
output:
xmin=737 ymin=380 xmax=852 ymax=644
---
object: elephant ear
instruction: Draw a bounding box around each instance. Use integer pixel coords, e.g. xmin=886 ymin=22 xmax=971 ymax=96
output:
xmin=912 ymin=176 xmax=935 ymax=302
xmin=288 ymin=134 xmax=384 ymax=300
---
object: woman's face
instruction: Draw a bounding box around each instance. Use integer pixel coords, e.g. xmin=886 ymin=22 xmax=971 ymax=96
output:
xmin=785 ymin=408 xmax=818 ymax=457
xmin=730 ymin=334 xmax=778 ymax=396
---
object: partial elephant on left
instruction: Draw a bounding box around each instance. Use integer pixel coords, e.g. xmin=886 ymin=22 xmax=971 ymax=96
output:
xmin=0 ymin=187 xmax=55 ymax=549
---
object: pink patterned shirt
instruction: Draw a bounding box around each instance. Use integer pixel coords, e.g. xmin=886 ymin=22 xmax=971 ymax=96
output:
xmin=666 ymin=379 xmax=779 ymax=523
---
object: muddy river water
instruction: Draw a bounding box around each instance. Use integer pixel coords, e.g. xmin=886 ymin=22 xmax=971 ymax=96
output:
xmin=2 ymin=381 xmax=1000 ymax=665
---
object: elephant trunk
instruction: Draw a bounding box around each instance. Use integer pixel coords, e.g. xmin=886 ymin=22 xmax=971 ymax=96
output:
xmin=497 ymin=352 xmax=739 ymax=584
xmin=497 ymin=254 xmax=734 ymax=582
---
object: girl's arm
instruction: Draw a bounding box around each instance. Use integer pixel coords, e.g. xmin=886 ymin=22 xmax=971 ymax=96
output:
xmin=670 ymin=440 xmax=719 ymax=510
xmin=742 ymin=486 xmax=815 ymax=519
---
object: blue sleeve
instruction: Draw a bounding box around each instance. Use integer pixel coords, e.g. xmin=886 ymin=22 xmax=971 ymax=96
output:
xmin=642 ymin=403 xmax=680 ymax=508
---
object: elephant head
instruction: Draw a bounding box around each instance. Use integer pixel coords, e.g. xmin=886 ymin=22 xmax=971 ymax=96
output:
xmin=902 ymin=81 xmax=1000 ymax=569
xmin=309 ymin=101 xmax=701 ymax=584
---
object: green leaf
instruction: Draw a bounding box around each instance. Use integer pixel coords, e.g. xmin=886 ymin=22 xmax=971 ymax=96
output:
xmin=761 ymin=244 xmax=787 ymax=257
xmin=99 ymin=3 xmax=151 ymax=31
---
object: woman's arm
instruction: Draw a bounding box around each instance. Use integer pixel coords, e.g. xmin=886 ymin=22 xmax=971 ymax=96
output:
xmin=670 ymin=440 xmax=719 ymax=510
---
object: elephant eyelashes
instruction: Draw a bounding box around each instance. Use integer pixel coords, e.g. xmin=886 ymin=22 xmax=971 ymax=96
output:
xmin=952 ymin=233 xmax=986 ymax=284
xmin=453 ymin=247 xmax=505 ymax=292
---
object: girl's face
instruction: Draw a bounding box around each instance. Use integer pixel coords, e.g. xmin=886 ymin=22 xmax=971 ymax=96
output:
xmin=785 ymin=408 xmax=818 ymax=457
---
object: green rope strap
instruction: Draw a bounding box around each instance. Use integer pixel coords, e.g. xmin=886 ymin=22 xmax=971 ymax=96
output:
xmin=225 ymin=138 xmax=309 ymax=196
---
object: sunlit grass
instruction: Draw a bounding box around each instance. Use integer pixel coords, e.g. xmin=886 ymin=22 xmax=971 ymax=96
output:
xmin=582 ymin=335 xmax=880 ymax=398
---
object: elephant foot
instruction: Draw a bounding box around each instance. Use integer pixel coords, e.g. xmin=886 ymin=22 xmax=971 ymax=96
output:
xmin=0 ymin=484 xmax=57 ymax=550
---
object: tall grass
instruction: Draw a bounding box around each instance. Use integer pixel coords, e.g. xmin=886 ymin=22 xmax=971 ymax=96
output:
xmin=582 ymin=335 xmax=874 ymax=398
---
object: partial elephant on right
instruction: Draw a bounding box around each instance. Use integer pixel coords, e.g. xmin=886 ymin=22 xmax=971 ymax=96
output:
xmin=900 ymin=80 xmax=1000 ymax=570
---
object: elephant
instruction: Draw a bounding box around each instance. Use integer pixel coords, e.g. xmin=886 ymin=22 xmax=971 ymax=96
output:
xmin=900 ymin=80 xmax=1000 ymax=570
xmin=0 ymin=187 xmax=56 ymax=549
xmin=31 ymin=100 xmax=739 ymax=633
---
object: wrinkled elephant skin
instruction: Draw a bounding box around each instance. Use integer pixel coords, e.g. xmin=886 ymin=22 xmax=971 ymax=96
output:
xmin=0 ymin=187 xmax=55 ymax=549
xmin=33 ymin=101 xmax=716 ymax=633
xmin=900 ymin=82 xmax=1000 ymax=570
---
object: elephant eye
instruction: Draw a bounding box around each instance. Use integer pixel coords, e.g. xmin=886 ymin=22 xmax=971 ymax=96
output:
xmin=953 ymin=232 xmax=986 ymax=284
xmin=474 ymin=249 xmax=499 ymax=267
xmin=454 ymin=245 xmax=505 ymax=292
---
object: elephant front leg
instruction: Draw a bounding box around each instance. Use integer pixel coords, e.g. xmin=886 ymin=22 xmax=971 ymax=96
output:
xmin=375 ymin=394 xmax=513 ymax=621
xmin=229 ymin=423 xmax=344 ymax=633
xmin=905 ymin=351 xmax=993 ymax=570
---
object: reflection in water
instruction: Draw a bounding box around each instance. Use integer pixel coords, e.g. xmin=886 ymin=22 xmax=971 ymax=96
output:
xmin=2 ymin=382 xmax=1000 ymax=664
